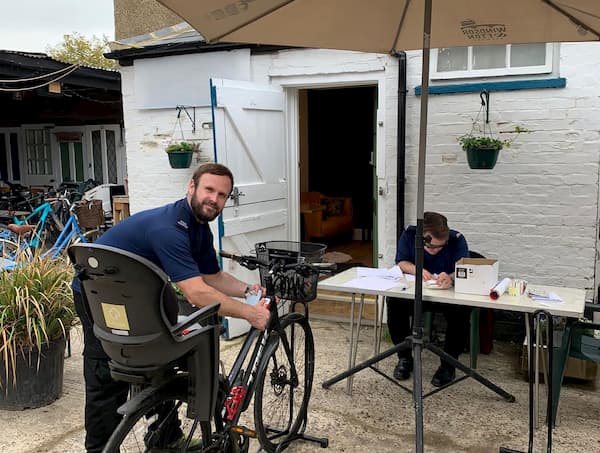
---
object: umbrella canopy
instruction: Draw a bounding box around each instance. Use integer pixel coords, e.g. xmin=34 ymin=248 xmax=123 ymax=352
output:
xmin=159 ymin=0 xmax=600 ymax=53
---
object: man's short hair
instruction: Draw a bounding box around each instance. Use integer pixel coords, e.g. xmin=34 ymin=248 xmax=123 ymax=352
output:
xmin=424 ymin=211 xmax=449 ymax=239
xmin=192 ymin=163 xmax=234 ymax=192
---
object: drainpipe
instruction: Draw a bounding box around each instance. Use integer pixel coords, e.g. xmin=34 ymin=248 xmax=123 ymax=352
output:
xmin=394 ymin=51 xmax=408 ymax=243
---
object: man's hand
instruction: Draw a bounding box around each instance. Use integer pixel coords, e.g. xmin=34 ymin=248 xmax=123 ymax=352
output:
xmin=248 ymin=299 xmax=270 ymax=330
xmin=247 ymin=282 xmax=266 ymax=296
xmin=435 ymin=272 xmax=453 ymax=289
xmin=422 ymin=269 xmax=434 ymax=281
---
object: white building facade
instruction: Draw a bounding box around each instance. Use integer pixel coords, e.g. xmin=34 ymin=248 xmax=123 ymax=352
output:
xmin=116 ymin=41 xmax=600 ymax=299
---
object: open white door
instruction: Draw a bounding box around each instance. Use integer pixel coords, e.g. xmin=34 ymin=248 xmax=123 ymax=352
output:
xmin=210 ymin=78 xmax=289 ymax=293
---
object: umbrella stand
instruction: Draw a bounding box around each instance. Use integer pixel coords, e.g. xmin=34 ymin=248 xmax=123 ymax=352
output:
xmin=324 ymin=3 xmax=513 ymax=453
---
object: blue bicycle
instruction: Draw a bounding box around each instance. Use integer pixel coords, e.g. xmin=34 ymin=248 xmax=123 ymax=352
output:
xmin=0 ymin=196 xmax=102 ymax=270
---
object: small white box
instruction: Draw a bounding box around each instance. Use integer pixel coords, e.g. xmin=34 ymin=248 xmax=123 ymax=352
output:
xmin=221 ymin=316 xmax=250 ymax=340
xmin=454 ymin=258 xmax=499 ymax=295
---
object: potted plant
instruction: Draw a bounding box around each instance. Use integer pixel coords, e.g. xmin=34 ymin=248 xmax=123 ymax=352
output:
xmin=0 ymin=248 xmax=77 ymax=410
xmin=165 ymin=141 xmax=195 ymax=169
xmin=459 ymin=126 xmax=528 ymax=169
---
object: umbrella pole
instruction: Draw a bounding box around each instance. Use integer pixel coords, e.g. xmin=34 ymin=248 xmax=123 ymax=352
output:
xmin=412 ymin=1 xmax=432 ymax=452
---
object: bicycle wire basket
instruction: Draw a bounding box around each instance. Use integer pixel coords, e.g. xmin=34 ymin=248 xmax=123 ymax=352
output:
xmin=74 ymin=199 xmax=105 ymax=229
xmin=255 ymin=241 xmax=327 ymax=303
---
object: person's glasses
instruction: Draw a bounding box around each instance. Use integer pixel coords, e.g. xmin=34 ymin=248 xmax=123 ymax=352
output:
xmin=424 ymin=236 xmax=448 ymax=250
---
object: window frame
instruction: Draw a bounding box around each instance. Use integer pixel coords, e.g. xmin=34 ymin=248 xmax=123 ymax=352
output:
xmin=24 ymin=128 xmax=53 ymax=176
xmin=431 ymin=43 xmax=554 ymax=80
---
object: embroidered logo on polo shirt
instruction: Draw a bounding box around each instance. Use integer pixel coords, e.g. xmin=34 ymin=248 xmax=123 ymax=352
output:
xmin=176 ymin=219 xmax=189 ymax=230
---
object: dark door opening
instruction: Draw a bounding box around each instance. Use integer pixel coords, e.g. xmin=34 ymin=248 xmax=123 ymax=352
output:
xmin=299 ymin=86 xmax=376 ymax=267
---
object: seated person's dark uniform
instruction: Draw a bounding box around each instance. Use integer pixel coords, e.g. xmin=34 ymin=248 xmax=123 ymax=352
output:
xmin=72 ymin=198 xmax=220 ymax=452
xmin=387 ymin=225 xmax=470 ymax=386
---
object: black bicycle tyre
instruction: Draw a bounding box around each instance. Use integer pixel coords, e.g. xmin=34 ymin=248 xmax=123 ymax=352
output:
xmin=253 ymin=312 xmax=315 ymax=452
xmin=104 ymin=376 xmax=198 ymax=453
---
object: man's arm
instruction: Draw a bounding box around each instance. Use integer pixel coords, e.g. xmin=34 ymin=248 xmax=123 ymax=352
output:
xmin=398 ymin=260 xmax=434 ymax=281
xmin=176 ymin=275 xmax=269 ymax=330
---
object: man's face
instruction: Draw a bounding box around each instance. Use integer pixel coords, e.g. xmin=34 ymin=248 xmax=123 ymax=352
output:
xmin=187 ymin=173 xmax=232 ymax=222
xmin=424 ymin=233 xmax=448 ymax=256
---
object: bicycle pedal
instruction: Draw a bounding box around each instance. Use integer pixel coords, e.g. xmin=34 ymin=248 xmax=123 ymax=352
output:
xmin=231 ymin=425 xmax=256 ymax=438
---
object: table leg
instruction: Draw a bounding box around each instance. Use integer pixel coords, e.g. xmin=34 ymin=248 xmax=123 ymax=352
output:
xmin=374 ymin=296 xmax=385 ymax=365
xmin=348 ymin=294 xmax=365 ymax=394
xmin=346 ymin=293 xmax=357 ymax=395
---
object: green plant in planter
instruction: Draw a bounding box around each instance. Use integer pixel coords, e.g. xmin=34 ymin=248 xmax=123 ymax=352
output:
xmin=165 ymin=141 xmax=195 ymax=168
xmin=165 ymin=141 xmax=194 ymax=153
xmin=0 ymin=247 xmax=77 ymax=408
xmin=458 ymin=126 xmax=529 ymax=169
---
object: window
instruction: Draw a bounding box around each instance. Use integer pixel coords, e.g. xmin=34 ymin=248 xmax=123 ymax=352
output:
xmin=432 ymin=43 xmax=553 ymax=79
xmin=25 ymin=129 xmax=52 ymax=175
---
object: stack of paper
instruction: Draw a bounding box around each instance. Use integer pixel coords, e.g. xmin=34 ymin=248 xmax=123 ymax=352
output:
xmin=528 ymin=288 xmax=563 ymax=303
xmin=342 ymin=266 xmax=408 ymax=291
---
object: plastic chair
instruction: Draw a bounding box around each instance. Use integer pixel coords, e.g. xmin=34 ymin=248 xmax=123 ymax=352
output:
xmin=68 ymin=243 xmax=222 ymax=421
xmin=550 ymin=303 xmax=600 ymax=427
xmin=424 ymin=250 xmax=484 ymax=369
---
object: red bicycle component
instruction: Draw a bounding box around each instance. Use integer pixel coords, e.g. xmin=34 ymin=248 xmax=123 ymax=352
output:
xmin=224 ymin=386 xmax=247 ymax=421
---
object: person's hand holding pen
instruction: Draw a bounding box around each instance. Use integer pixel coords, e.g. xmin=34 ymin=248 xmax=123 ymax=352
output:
xmin=422 ymin=269 xmax=434 ymax=281
xmin=434 ymin=272 xmax=453 ymax=289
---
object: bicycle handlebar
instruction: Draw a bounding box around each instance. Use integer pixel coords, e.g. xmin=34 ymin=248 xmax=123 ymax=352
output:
xmin=220 ymin=250 xmax=337 ymax=275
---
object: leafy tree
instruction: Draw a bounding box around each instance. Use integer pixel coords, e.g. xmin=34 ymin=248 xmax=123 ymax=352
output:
xmin=47 ymin=32 xmax=117 ymax=70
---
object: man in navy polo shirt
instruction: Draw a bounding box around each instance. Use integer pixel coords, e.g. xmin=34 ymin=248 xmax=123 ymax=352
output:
xmin=386 ymin=211 xmax=470 ymax=387
xmin=73 ymin=163 xmax=269 ymax=452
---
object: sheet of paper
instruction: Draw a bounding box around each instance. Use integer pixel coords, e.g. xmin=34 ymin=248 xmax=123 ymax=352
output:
xmin=356 ymin=266 xmax=403 ymax=280
xmin=342 ymin=277 xmax=407 ymax=291
xmin=530 ymin=291 xmax=563 ymax=303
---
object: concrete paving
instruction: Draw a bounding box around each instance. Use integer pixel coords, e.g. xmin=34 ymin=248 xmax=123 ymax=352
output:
xmin=2 ymin=320 xmax=600 ymax=452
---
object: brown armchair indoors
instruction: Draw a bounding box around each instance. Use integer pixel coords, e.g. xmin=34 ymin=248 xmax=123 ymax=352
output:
xmin=300 ymin=192 xmax=353 ymax=241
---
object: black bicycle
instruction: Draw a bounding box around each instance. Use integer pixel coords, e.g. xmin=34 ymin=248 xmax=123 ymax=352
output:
xmin=84 ymin=241 xmax=335 ymax=453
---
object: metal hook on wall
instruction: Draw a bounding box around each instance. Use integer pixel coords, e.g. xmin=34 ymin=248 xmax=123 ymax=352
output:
xmin=479 ymin=90 xmax=490 ymax=124
xmin=175 ymin=105 xmax=196 ymax=134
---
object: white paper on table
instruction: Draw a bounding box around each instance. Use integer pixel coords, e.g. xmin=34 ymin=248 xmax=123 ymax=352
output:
xmin=342 ymin=277 xmax=408 ymax=291
xmin=404 ymin=274 xmax=416 ymax=282
xmin=530 ymin=291 xmax=563 ymax=303
xmin=356 ymin=266 xmax=403 ymax=280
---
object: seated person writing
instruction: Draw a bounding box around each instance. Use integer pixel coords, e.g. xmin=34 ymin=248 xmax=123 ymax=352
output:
xmin=387 ymin=211 xmax=470 ymax=387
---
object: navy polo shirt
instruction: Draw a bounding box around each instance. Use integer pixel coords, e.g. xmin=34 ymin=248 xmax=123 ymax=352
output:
xmin=72 ymin=198 xmax=220 ymax=292
xmin=395 ymin=225 xmax=468 ymax=275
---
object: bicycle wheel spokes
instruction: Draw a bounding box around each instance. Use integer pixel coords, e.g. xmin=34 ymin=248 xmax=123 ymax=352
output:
xmin=107 ymin=397 xmax=201 ymax=453
xmin=254 ymin=314 xmax=314 ymax=452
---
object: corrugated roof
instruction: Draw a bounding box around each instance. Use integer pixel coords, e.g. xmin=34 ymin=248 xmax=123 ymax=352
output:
xmin=0 ymin=49 xmax=119 ymax=73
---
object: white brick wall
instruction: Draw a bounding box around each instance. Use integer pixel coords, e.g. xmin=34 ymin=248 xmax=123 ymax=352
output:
xmin=120 ymin=42 xmax=600 ymax=297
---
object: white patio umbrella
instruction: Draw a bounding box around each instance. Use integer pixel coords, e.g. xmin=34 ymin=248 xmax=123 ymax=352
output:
xmin=157 ymin=1 xmax=600 ymax=451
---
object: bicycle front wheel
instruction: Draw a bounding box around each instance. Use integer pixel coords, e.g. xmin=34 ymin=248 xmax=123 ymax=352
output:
xmin=253 ymin=312 xmax=315 ymax=452
xmin=104 ymin=379 xmax=203 ymax=453
xmin=0 ymin=238 xmax=31 ymax=265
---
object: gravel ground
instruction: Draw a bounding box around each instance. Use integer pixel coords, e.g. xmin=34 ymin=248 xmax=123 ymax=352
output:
xmin=1 ymin=320 xmax=599 ymax=452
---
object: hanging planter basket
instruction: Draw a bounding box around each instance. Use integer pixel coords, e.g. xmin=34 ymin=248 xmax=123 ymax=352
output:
xmin=167 ymin=150 xmax=193 ymax=169
xmin=465 ymin=147 xmax=500 ymax=170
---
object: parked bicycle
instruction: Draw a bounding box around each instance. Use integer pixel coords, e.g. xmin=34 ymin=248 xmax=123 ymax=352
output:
xmin=0 ymin=196 xmax=102 ymax=270
xmin=68 ymin=241 xmax=335 ymax=453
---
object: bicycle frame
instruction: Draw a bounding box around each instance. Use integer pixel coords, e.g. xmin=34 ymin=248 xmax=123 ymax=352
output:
xmin=42 ymin=213 xmax=87 ymax=259
xmin=8 ymin=199 xmax=87 ymax=260
xmin=13 ymin=202 xmax=55 ymax=248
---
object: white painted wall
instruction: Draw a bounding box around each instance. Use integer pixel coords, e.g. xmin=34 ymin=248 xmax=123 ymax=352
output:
xmin=120 ymin=42 xmax=600 ymax=299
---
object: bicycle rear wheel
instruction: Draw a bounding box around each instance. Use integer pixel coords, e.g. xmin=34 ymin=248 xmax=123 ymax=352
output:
xmin=253 ymin=312 xmax=315 ymax=452
xmin=104 ymin=378 xmax=203 ymax=453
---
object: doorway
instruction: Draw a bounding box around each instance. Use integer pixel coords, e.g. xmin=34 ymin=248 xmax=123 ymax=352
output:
xmin=298 ymin=86 xmax=377 ymax=267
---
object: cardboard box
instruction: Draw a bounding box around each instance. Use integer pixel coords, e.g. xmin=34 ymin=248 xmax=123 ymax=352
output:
xmin=521 ymin=335 xmax=598 ymax=381
xmin=454 ymin=258 xmax=499 ymax=295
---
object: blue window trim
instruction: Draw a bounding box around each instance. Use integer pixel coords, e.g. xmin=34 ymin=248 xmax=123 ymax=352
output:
xmin=414 ymin=78 xmax=566 ymax=96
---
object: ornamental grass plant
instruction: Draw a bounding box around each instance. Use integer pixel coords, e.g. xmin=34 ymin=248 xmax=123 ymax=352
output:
xmin=0 ymin=244 xmax=77 ymax=387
